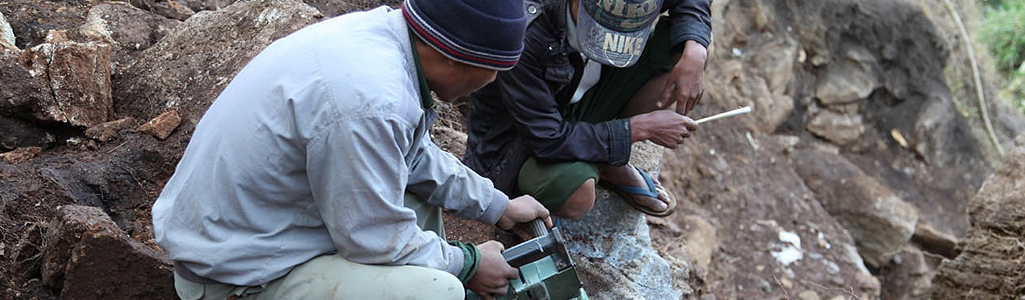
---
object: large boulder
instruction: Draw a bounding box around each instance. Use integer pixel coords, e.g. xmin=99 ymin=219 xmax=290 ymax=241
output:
xmin=21 ymin=38 xmax=114 ymax=127
xmin=43 ymin=205 xmax=174 ymax=300
xmin=113 ymin=0 xmax=323 ymax=137
xmin=560 ymin=142 xmax=687 ymax=299
xmin=792 ymin=147 xmax=919 ymax=268
xmin=932 ymin=134 xmax=1025 ymax=299
xmin=79 ymin=2 xmax=182 ymax=73
xmin=0 ymin=49 xmax=56 ymax=151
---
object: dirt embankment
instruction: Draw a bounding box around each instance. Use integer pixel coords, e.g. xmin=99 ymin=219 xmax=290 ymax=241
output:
xmin=1 ymin=0 xmax=1024 ymax=299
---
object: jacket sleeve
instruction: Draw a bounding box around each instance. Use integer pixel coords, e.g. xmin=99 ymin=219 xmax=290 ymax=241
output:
xmin=666 ymin=0 xmax=713 ymax=49
xmin=495 ymin=35 xmax=632 ymax=165
xmin=304 ymin=112 xmax=464 ymax=276
xmin=406 ymin=136 xmax=509 ymax=224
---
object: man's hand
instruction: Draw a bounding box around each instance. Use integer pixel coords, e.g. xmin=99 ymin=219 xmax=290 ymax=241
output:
xmin=497 ymin=195 xmax=552 ymax=230
xmin=659 ymin=40 xmax=707 ymax=115
xmin=630 ymin=110 xmax=698 ymax=149
xmin=466 ymin=241 xmax=518 ymax=300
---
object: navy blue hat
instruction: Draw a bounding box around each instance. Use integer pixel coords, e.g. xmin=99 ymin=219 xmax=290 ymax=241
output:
xmin=402 ymin=0 xmax=526 ymax=71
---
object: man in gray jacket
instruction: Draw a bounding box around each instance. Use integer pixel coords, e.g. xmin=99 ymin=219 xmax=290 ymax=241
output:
xmin=151 ymin=0 xmax=550 ymax=299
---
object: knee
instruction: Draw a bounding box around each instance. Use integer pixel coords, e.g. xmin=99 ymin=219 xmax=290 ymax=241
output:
xmin=556 ymin=179 xmax=596 ymax=219
xmin=423 ymin=271 xmax=464 ymax=300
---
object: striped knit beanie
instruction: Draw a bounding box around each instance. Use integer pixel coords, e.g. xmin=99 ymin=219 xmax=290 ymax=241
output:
xmin=402 ymin=0 xmax=526 ymax=71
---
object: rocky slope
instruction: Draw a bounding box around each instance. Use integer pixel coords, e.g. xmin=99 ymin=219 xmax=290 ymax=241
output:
xmin=1 ymin=0 xmax=1023 ymax=299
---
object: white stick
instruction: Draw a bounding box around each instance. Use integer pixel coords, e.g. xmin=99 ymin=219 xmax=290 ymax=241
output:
xmin=695 ymin=106 xmax=752 ymax=124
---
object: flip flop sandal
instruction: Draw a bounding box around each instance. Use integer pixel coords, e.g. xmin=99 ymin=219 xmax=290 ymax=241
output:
xmin=598 ymin=166 xmax=677 ymax=217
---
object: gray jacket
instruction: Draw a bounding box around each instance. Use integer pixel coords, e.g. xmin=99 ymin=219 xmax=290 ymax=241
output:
xmin=152 ymin=7 xmax=508 ymax=286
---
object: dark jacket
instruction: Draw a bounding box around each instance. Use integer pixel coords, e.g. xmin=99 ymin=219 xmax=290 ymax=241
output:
xmin=463 ymin=0 xmax=712 ymax=194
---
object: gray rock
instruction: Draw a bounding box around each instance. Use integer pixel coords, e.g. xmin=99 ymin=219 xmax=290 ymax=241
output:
xmin=805 ymin=105 xmax=866 ymax=146
xmin=129 ymin=0 xmax=196 ymax=21
xmin=792 ymin=148 xmax=918 ymax=268
xmin=879 ymin=245 xmax=936 ymax=300
xmin=114 ymin=0 xmax=323 ymax=133
xmin=560 ymin=142 xmax=686 ymax=300
xmin=813 ymin=46 xmax=879 ymax=106
xmin=80 ymin=2 xmax=182 ymax=72
xmin=0 ymin=11 xmax=15 ymax=50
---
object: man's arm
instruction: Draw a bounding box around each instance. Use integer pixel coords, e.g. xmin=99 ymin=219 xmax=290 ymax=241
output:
xmin=662 ymin=0 xmax=712 ymax=115
xmin=406 ymin=137 xmax=509 ymax=223
xmin=305 ymin=113 xmax=465 ymax=276
xmin=485 ymin=40 xmax=632 ymax=165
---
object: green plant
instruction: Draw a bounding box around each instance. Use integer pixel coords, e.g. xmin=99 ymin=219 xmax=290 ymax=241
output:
xmin=979 ymin=0 xmax=1025 ymax=72
xmin=1002 ymin=63 xmax=1025 ymax=111
xmin=979 ymin=0 xmax=1025 ymax=114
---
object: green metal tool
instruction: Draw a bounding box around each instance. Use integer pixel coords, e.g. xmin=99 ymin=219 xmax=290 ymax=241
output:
xmin=468 ymin=219 xmax=589 ymax=300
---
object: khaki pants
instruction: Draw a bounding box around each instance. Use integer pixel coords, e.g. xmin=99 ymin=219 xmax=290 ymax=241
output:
xmin=173 ymin=192 xmax=462 ymax=300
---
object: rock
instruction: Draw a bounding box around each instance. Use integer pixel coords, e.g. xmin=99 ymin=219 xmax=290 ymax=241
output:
xmin=805 ymin=105 xmax=866 ymax=146
xmin=1 ymin=49 xmax=53 ymax=122
xmin=138 ymin=111 xmax=181 ymax=140
xmin=129 ymin=0 xmax=196 ymax=20
xmin=792 ymin=148 xmax=918 ymax=268
xmin=85 ymin=118 xmax=137 ymax=142
xmin=932 ymin=134 xmax=1025 ymax=299
xmin=0 ymin=0 xmax=90 ymax=49
xmin=0 ymin=11 xmax=15 ymax=50
xmin=79 ymin=2 xmax=181 ymax=72
xmin=302 ymin=0 xmax=401 ymax=17
xmin=813 ymin=46 xmax=879 ymax=106
xmin=114 ymin=0 xmax=323 ymax=135
xmin=752 ymin=38 xmax=797 ymax=96
xmin=0 ymin=147 xmax=42 ymax=163
xmin=43 ymin=205 xmax=174 ymax=300
xmin=911 ymin=222 xmax=958 ymax=259
xmin=740 ymin=72 xmax=793 ymax=133
xmin=679 ymin=215 xmax=718 ymax=275
xmin=561 ymin=142 xmax=686 ymax=299
xmin=879 ymin=245 xmax=936 ymax=300
xmin=797 ymin=290 xmax=821 ymax=300
xmin=21 ymin=40 xmax=114 ymax=127
xmin=179 ymin=0 xmax=237 ymax=12
xmin=42 ymin=205 xmax=122 ymax=287
xmin=912 ymin=97 xmax=989 ymax=168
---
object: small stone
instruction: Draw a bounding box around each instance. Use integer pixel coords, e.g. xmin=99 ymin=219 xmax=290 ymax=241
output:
xmin=84 ymin=118 xmax=135 ymax=142
xmin=756 ymin=278 xmax=771 ymax=293
xmin=798 ymin=290 xmax=822 ymax=300
xmin=779 ymin=277 xmax=793 ymax=289
xmin=0 ymin=147 xmax=42 ymax=163
xmin=138 ymin=110 xmax=181 ymax=140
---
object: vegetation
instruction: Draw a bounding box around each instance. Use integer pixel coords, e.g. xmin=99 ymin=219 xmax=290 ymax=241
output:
xmin=980 ymin=0 xmax=1025 ymax=111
